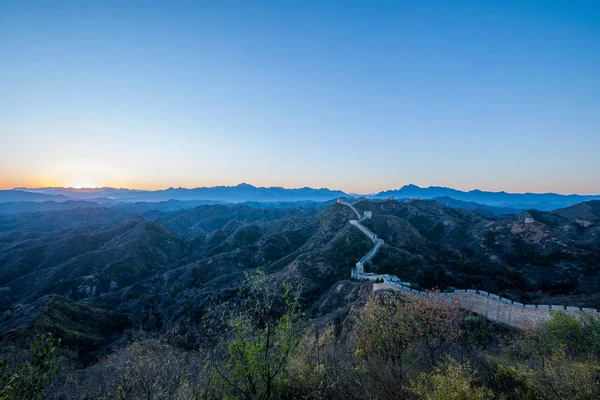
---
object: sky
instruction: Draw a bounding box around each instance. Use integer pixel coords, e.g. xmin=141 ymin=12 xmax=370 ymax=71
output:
xmin=1 ymin=0 xmax=599 ymax=194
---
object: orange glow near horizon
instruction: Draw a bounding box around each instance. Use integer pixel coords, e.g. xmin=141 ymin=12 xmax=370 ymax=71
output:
xmin=66 ymin=183 xmax=100 ymax=189
xmin=1 ymin=176 xmax=599 ymax=196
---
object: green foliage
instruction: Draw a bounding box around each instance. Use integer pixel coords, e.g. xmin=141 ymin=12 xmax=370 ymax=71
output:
xmin=0 ymin=333 xmax=61 ymax=400
xmin=355 ymin=291 xmax=464 ymax=367
xmin=581 ymin=314 xmax=600 ymax=356
xmin=489 ymin=313 xmax=600 ymax=400
xmin=544 ymin=311 xmax=585 ymax=353
xmin=218 ymin=271 xmax=303 ymax=399
xmin=460 ymin=315 xmax=493 ymax=351
xmin=531 ymin=347 xmax=600 ymax=400
xmin=21 ymin=293 xmax=600 ymax=400
xmin=525 ymin=311 xmax=600 ymax=358
xmin=409 ymin=358 xmax=493 ymax=400
xmin=284 ymin=326 xmax=351 ymax=399
xmin=487 ymin=361 xmax=536 ymax=400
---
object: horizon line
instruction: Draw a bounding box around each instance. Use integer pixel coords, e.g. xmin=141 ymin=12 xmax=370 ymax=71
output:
xmin=6 ymin=183 xmax=600 ymax=197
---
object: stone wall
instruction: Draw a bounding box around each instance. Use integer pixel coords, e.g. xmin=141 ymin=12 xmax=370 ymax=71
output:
xmin=343 ymin=201 xmax=384 ymax=280
xmin=341 ymin=199 xmax=599 ymax=329
xmin=349 ymin=220 xmax=377 ymax=242
xmin=373 ymin=282 xmax=600 ymax=329
xmin=359 ymin=239 xmax=383 ymax=266
xmin=339 ymin=199 xmax=361 ymax=219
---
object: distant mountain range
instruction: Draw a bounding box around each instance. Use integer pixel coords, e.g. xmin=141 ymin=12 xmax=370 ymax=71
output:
xmin=374 ymin=184 xmax=600 ymax=211
xmin=0 ymin=190 xmax=71 ymax=203
xmin=9 ymin=183 xmax=346 ymax=203
xmin=2 ymin=183 xmax=599 ymax=214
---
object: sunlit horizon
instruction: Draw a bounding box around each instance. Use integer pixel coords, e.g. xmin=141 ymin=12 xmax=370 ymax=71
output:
xmin=5 ymin=179 xmax=600 ymax=197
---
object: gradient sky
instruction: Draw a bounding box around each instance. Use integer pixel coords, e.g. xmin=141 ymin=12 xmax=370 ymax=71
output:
xmin=1 ymin=0 xmax=599 ymax=194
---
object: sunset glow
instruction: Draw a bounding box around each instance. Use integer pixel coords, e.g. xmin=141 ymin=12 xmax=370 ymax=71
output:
xmin=66 ymin=183 xmax=99 ymax=189
xmin=1 ymin=0 xmax=599 ymax=195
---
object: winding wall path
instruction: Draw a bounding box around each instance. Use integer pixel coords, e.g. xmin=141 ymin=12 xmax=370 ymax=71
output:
xmin=337 ymin=199 xmax=599 ymax=329
xmin=338 ymin=200 xmax=384 ymax=276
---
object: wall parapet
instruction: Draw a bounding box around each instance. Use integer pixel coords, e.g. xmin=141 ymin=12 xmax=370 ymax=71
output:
xmin=372 ymin=281 xmax=600 ymax=329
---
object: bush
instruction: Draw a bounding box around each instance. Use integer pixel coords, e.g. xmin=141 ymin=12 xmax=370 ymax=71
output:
xmin=0 ymin=333 xmax=61 ymax=400
xmin=409 ymin=358 xmax=493 ymax=400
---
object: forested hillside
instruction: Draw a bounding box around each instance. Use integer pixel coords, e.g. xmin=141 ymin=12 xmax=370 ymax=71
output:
xmin=1 ymin=199 xmax=600 ymax=398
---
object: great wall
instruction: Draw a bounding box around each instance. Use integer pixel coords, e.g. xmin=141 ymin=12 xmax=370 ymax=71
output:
xmin=337 ymin=199 xmax=600 ymax=329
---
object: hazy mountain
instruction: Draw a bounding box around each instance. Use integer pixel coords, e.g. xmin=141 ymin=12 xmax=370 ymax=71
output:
xmin=0 ymin=190 xmax=72 ymax=203
xmin=375 ymin=184 xmax=600 ymax=210
xmin=16 ymin=183 xmax=347 ymax=203
xmin=0 ymin=200 xmax=104 ymax=215
xmin=8 ymin=184 xmax=600 ymax=213
xmin=431 ymin=196 xmax=524 ymax=216
xmin=0 ymin=207 xmax=134 ymax=232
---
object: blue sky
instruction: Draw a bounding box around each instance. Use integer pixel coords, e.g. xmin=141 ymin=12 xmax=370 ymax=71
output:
xmin=1 ymin=0 xmax=599 ymax=194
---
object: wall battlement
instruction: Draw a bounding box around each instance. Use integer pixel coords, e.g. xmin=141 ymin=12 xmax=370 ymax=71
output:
xmin=373 ymin=281 xmax=599 ymax=329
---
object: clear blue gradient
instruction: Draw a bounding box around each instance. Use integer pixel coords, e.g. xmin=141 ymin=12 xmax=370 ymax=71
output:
xmin=1 ymin=0 xmax=599 ymax=193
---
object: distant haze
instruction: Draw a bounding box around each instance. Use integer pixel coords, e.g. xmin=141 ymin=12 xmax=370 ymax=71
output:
xmin=1 ymin=1 xmax=599 ymax=194
xmin=2 ymin=184 xmax=599 ymax=213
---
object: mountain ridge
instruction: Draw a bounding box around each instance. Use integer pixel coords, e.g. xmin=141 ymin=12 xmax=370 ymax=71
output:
xmin=374 ymin=184 xmax=600 ymax=210
xmin=8 ymin=183 xmax=347 ymax=203
xmin=2 ymin=184 xmax=599 ymax=214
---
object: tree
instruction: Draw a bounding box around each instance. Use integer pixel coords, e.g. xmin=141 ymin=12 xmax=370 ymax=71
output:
xmin=217 ymin=271 xmax=302 ymax=400
xmin=355 ymin=290 xmax=413 ymax=364
xmin=524 ymin=312 xmax=600 ymax=360
xmin=409 ymin=294 xmax=464 ymax=366
xmin=532 ymin=346 xmax=600 ymax=400
xmin=115 ymin=339 xmax=190 ymax=400
xmin=285 ymin=325 xmax=355 ymax=399
xmin=542 ymin=311 xmax=585 ymax=354
xmin=409 ymin=358 xmax=493 ymax=400
xmin=483 ymin=360 xmax=536 ymax=400
xmin=355 ymin=291 xmax=464 ymax=367
xmin=0 ymin=333 xmax=61 ymax=400
xmin=459 ymin=315 xmax=493 ymax=357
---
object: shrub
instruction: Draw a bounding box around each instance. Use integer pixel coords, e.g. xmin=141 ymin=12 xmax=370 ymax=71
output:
xmin=0 ymin=333 xmax=61 ymax=400
xmin=409 ymin=358 xmax=493 ymax=400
